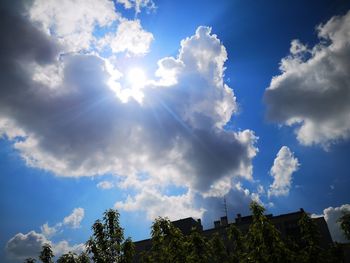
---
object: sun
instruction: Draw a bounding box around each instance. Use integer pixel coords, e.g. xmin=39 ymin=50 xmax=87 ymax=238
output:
xmin=127 ymin=67 xmax=147 ymax=88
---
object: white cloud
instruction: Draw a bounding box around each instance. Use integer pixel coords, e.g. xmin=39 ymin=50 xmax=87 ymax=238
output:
xmin=0 ymin=20 xmax=257 ymax=195
xmin=115 ymin=188 xmax=205 ymax=220
xmin=28 ymin=0 xmax=118 ymax=52
xmin=40 ymin=223 xmax=58 ymax=238
xmin=100 ymin=19 xmax=154 ymax=56
xmin=312 ymin=205 xmax=350 ymax=243
xmin=1 ymin=2 xmax=259 ymax=226
xmin=319 ymin=204 xmax=350 ymax=243
xmin=97 ymin=181 xmax=115 ymax=190
xmin=117 ymin=0 xmax=133 ymax=9
xmin=268 ymin=146 xmax=299 ymax=197
xmin=264 ymin=11 xmax=350 ymax=148
xmin=38 ymin=208 xmax=85 ymax=241
xmin=63 ymin=208 xmax=85 ymax=229
xmin=53 ymin=240 xmax=85 ymax=256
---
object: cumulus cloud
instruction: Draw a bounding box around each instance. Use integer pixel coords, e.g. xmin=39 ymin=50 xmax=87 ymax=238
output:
xmin=63 ymin=208 xmax=85 ymax=229
xmin=28 ymin=0 xmax=118 ymax=52
xmin=40 ymin=223 xmax=58 ymax=238
xmin=0 ymin=7 xmax=257 ymax=194
xmin=264 ymin=11 xmax=350 ymax=148
xmin=268 ymin=146 xmax=299 ymax=197
xmin=0 ymin=2 xmax=258 ymax=225
xmin=314 ymin=204 xmax=350 ymax=243
xmin=99 ymin=19 xmax=154 ymax=55
xmin=115 ymin=188 xmax=205 ymax=220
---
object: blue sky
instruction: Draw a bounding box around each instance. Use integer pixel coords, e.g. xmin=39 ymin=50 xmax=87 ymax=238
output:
xmin=1 ymin=0 xmax=350 ymax=261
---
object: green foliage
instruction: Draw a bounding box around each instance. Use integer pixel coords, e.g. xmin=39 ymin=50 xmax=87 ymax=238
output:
xmin=209 ymin=233 xmax=229 ymax=263
xmin=142 ymin=217 xmax=186 ymax=263
xmin=298 ymin=212 xmax=324 ymax=263
xmin=39 ymin=243 xmax=54 ymax=263
xmin=245 ymin=201 xmax=289 ymax=263
xmin=121 ymin=237 xmax=135 ymax=263
xmin=77 ymin=252 xmax=90 ymax=263
xmin=25 ymin=203 xmax=345 ymax=263
xmin=338 ymin=211 xmax=350 ymax=241
xmin=86 ymin=209 xmax=134 ymax=263
xmin=227 ymin=224 xmax=246 ymax=262
xmin=57 ymin=252 xmax=77 ymax=263
xmin=185 ymin=229 xmax=211 ymax=263
xmin=325 ymin=243 xmax=344 ymax=263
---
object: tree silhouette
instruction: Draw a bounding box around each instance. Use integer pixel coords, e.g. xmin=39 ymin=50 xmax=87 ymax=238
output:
xmin=57 ymin=252 xmax=77 ymax=263
xmin=77 ymin=252 xmax=90 ymax=263
xmin=39 ymin=243 xmax=54 ymax=263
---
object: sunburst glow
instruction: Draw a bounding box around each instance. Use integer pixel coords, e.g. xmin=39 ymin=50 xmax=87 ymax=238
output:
xmin=127 ymin=67 xmax=147 ymax=88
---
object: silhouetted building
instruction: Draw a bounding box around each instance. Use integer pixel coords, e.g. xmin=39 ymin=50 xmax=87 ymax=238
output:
xmin=133 ymin=208 xmax=334 ymax=262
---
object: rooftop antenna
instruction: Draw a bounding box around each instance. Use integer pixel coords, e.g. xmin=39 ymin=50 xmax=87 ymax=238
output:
xmin=223 ymin=196 xmax=228 ymax=218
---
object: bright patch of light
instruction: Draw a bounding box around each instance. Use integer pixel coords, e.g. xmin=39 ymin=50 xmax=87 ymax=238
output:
xmin=127 ymin=67 xmax=147 ymax=88
xmin=106 ymin=63 xmax=148 ymax=104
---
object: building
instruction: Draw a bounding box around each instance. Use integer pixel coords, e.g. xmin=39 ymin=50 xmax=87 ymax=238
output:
xmin=133 ymin=208 xmax=334 ymax=261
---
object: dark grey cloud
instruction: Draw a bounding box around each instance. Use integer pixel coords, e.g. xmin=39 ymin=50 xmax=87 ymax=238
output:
xmin=6 ymin=231 xmax=48 ymax=261
xmin=264 ymin=11 xmax=350 ymax=147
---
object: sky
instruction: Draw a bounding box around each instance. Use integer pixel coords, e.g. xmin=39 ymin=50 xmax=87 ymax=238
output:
xmin=1 ymin=0 xmax=350 ymax=261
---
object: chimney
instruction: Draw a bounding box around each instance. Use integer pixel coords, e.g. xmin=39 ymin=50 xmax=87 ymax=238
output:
xmin=235 ymin=213 xmax=242 ymax=223
xmin=197 ymin=219 xmax=203 ymax=231
xmin=220 ymin=216 xmax=228 ymax=226
xmin=300 ymin=208 xmax=305 ymax=213
xmin=214 ymin=220 xmax=221 ymax=228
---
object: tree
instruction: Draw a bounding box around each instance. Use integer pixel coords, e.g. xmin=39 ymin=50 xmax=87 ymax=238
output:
xmin=227 ymin=224 xmax=246 ymax=263
xmin=77 ymin=252 xmax=90 ymax=263
xmin=185 ymin=229 xmax=211 ymax=263
xmin=39 ymin=243 xmax=54 ymax=263
xmin=121 ymin=237 xmax=135 ymax=263
xmin=86 ymin=209 xmax=134 ymax=263
xmin=209 ymin=233 xmax=229 ymax=263
xmin=57 ymin=252 xmax=77 ymax=263
xmin=338 ymin=211 xmax=350 ymax=241
xmin=298 ymin=212 xmax=324 ymax=263
xmin=245 ymin=201 xmax=289 ymax=263
xmin=143 ymin=217 xmax=186 ymax=263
